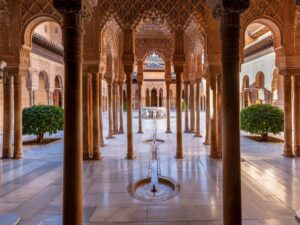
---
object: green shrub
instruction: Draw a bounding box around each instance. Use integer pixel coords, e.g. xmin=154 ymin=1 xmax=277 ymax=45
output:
xmin=182 ymin=100 xmax=185 ymax=111
xmin=240 ymin=104 xmax=283 ymax=141
xmin=23 ymin=105 xmax=64 ymax=143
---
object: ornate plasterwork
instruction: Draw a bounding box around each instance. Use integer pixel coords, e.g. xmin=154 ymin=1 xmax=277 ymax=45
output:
xmin=135 ymin=38 xmax=173 ymax=62
xmin=102 ymin=17 xmax=121 ymax=58
xmin=96 ymin=0 xmax=208 ymax=29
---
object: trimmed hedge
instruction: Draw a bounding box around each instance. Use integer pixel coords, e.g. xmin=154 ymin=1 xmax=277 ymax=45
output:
xmin=23 ymin=105 xmax=64 ymax=143
xmin=240 ymin=104 xmax=283 ymax=141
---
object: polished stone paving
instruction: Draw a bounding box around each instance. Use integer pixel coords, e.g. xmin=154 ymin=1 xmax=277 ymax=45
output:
xmin=0 ymin=111 xmax=299 ymax=225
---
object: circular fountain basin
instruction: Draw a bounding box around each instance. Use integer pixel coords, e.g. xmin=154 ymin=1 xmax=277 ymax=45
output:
xmin=128 ymin=177 xmax=180 ymax=202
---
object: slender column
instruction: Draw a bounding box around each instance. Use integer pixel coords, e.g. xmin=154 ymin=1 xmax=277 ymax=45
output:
xmin=204 ymin=77 xmax=211 ymax=145
xmin=175 ymin=71 xmax=183 ymax=159
xmin=99 ymin=75 xmax=105 ymax=147
xmin=210 ymin=74 xmax=219 ymax=158
xmin=184 ymin=82 xmax=189 ymax=133
xmin=294 ymin=75 xmax=300 ymax=156
xmin=190 ymin=82 xmax=195 ymax=133
xmin=82 ymin=73 xmax=92 ymax=159
xmin=107 ymin=81 xmax=114 ymax=139
xmin=2 ymin=72 xmax=12 ymax=159
xmin=283 ymin=74 xmax=293 ymax=157
xmin=221 ymin=4 xmax=249 ymax=223
xmin=217 ymin=73 xmax=222 ymax=156
xmin=13 ymin=70 xmax=23 ymax=159
xmin=195 ymin=80 xmax=202 ymax=137
xmin=48 ymin=91 xmax=53 ymax=105
xmin=52 ymin=2 xmax=88 ymax=222
xmin=29 ymin=90 xmax=34 ymax=106
xmin=125 ymin=70 xmax=134 ymax=159
xmin=92 ymin=73 xmax=101 ymax=159
xmin=113 ymin=81 xmax=118 ymax=135
xmin=138 ymin=81 xmax=143 ymax=133
xmin=119 ymin=81 xmax=124 ymax=134
xmin=166 ymin=81 xmax=172 ymax=133
xmin=32 ymin=91 xmax=36 ymax=106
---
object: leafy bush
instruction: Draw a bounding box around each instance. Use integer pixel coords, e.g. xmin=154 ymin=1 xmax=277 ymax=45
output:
xmin=240 ymin=104 xmax=283 ymax=141
xmin=182 ymin=100 xmax=185 ymax=111
xmin=23 ymin=105 xmax=64 ymax=143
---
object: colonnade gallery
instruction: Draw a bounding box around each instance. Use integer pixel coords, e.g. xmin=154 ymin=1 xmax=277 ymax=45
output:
xmin=1 ymin=0 xmax=300 ymax=225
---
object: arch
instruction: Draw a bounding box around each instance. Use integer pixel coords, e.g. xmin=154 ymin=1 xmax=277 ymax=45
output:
xmin=35 ymin=71 xmax=50 ymax=105
xmin=242 ymin=75 xmax=251 ymax=108
xmin=151 ymin=88 xmax=158 ymax=107
xmin=145 ymin=88 xmax=150 ymax=107
xmin=242 ymin=75 xmax=250 ymax=90
xmin=255 ymin=71 xmax=265 ymax=89
xmin=22 ymin=15 xmax=61 ymax=47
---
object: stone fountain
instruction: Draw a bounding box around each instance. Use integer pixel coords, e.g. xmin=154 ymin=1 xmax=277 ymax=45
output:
xmin=128 ymin=115 xmax=180 ymax=202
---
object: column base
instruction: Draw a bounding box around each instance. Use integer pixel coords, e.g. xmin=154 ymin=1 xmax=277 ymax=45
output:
xmin=294 ymin=147 xmax=300 ymax=157
xmin=138 ymin=131 xmax=144 ymax=134
xmin=283 ymin=150 xmax=294 ymax=158
xmin=113 ymin=131 xmax=118 ymax=135
xmin=13 ymin=153 xmax=23 ymax=160
xmin=106 ymin=135 xmax=114 ymax=139
xmin=176 ymin=149 xmax=183 ymax=159
xmin=184 ymin=129 xmax=190 ymax=133
xmin=203 ymin=140 xmax=210 ymax=145
xmin=210 ymin=153 xmax=221 ymax=159
xmin=2 ymin=155 xmax=11 ymax=159
xmin=166 ymin=130 xmax=172 ymax=133
xmin=119 ymin=129 xmax=124 ymax=134
xmin=83 ymin=153 xmax=92 ymax=160
xmin=93 ymin=153 xmax=102 ymax=160
xmin=126 ymin=154 xmax=136 ymax=160
xmin=194 ymin=133 xmax=202 ymax=138
xmin=190 ymin=130 xmax=196 ymax=134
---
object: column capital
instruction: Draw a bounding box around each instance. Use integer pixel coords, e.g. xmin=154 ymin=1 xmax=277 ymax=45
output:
xmin=53 ymin=0 xmax=97 ymax=20
xmin=221 ymin=0 xmax=250 ymax=14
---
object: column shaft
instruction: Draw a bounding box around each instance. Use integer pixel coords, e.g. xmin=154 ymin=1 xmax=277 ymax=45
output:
xmin=294 ymin=76 xmax=300 ymax=156
xmin=113 ymin=82 xmax=118 ymax=135
xmin=176 ymin=73 xmax=183 ymax=159
xmin=13 ymin=71 xmax=23 ymax=159
xmin=195 ymin=81 xmax=202 ymax=137
xmin=210 ymin=75 xmax=219 ymax=158
xmin=217 ymin=74 xmax=222 ymax=156
xmin=61 ymin=12 xmax=84 ymax=225
xmin=190 ymin=82 xmax=195 ymax=133
xmin=184 ymin=82 xmax=189 ymax=132
xmin=2 ymin=72 xmax=12 ymax=158
xmin=221 ymin=12 xmax=242 ymax=225
xmin=283 ymin=74 xmax=293 ymax=157
xmin=107 ymin=82 xmax=114 ymax=138
xmin=166 ymin=82 xmax=171 ymax=133
xmin=126 ymin=72 xmax=134 ymax=159
xmin=99 ymin=77 xmax=105 ymax=147
xmin=119 ymin=82 xmax=124 ymax=133
xmin=204 ymin=77 xmax=210 ymax=144
xmin=138 ymin=82 xmax=143 ymax=133
xmin=92 ymin=73 xmax=101 ymax=159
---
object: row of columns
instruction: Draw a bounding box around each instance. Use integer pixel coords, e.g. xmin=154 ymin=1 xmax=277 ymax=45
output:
xmin=183 ymin=80 xmax=203 ymax=137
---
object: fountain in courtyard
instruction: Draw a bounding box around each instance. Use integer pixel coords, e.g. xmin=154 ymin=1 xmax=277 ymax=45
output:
xmin=128 ymin=114 xmax=180 ymax=202
xmin=142 ymin=107 xmax=166 ymax=119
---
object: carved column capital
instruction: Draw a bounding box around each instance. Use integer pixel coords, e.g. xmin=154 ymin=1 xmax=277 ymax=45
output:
xmin=221 ymin=0 xmax=250 ymax=14
xmin=53 ymin=0 xmax=97 ymax=20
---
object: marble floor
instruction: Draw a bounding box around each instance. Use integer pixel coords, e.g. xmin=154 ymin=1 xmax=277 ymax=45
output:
xmin=0 ymin=111 xmax=299 ymax=225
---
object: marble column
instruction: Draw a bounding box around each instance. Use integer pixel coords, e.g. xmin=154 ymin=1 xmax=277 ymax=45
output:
xmin=53 ymin=2 xmax=87 ymax=223
xmin=92 ymin=73 xmax=101 ymax=160
xmin=138 ymin=81 xmax=143 ymax=133
xmin=13 ymin=70 xmax=23 ymax=159
xmin=113 ymin=81 xmax=118 ymax=135
xmin=221 ymin=3 xmax=249 ymax=224
xmin=190 ymin=82 xmax=195 ymax=133
xmin=294 ymin=75 xmax=300 ymax=156
xmin=2 ymin=71 xmax=12 ymax=159
xmin=48 ymin=91 xmax=53 ymax=105
xmin=29 ymin=90 xmax=34 ymax=106
xmin=283 ymin=73 xmax=293 ymax=157
xmin=99 ymin=75 xmax=105 ymax=147
xmin=204 ymin=77 xmax=210 ymax=145
xmin=82 ymin=73 xmax=93 ymax=160
xmin=195 ymin=79 xmax=202 ymax=137
xmin=210 ymin=74 xmax=219 ymax=158
xmin=166 ymin=81 xmax=172 ymax=133
xmin=119 ymin=81 xmax=124 ymax=134
xmin=217 ymin=73 xmax=222 ymax=156
xmin=176 ymin=70 xmax=183 ymax=159
xmin=184 ymin=82 xmax=189 ymax=133
xmin=125 ymin=70 xmax=134 ymax=159
xmin=107 ymin=81 xmax=114 ymax=139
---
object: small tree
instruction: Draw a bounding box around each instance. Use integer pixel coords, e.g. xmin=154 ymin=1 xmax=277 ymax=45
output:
xmin=240 ymin=104 xmax=284 ymax=141
xmin=23 ymin=105 xmax=64 ymax=143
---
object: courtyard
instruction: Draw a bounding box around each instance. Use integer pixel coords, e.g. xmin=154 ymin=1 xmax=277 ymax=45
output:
xmin=0 ymin=111 xmax=298 ymax=225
